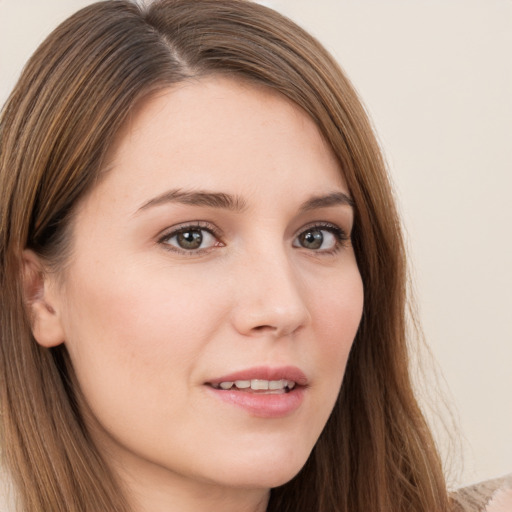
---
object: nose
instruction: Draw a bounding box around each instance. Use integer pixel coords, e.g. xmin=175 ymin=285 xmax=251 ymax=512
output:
xmin=230 ymin=250 xmax=311 ymax=339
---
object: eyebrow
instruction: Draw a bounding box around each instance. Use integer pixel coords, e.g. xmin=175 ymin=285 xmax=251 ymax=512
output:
xmin=298 ymin=191 xmax=354 ymax=212
xmin=137 ymin=189 xmax=248 ymax=213
xmin=136 ymin=188 xmax=353 ymax=214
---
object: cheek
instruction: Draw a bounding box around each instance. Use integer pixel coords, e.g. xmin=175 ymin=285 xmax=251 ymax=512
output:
xmin=60 ymin=261 xmax=225 ymax=398
xmin=312 ymin=264 xmax=364 ymax=350
xmin=59 ymin=261 xmax=235 ymax=457
xmin=304 ymin=264 xmax=364 ymax=411
xmin=278 ymin=280 xmax=362 ymax=472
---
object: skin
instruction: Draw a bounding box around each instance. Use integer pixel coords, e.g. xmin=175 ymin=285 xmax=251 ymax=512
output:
xmin=26 ymin=77 xmax=364 ymax=512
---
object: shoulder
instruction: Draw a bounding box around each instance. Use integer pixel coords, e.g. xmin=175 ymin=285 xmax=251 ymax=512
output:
xmin=451 ymin=474 xmax=512 ymax=512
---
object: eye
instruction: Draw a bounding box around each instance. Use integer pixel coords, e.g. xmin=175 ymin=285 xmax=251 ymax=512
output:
xmin=293 ymin=224 xmax=348 ymax=252
xmin=159 ymin=223 xmax=221 ymax=253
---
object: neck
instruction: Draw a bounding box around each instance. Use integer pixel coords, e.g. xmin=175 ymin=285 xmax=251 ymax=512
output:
xmin=113 ymin=455 xmax=270 ymax=512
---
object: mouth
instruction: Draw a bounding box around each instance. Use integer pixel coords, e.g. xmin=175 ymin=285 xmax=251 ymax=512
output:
xmin=204 ymin=366 xmax=307 ymax=418
xmin=205 ymin=365 xmax=307 ymax=391
xmin=209 ymin=379 xmax=297 ymax=394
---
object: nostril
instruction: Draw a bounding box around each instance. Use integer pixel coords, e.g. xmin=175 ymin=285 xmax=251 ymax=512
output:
xmin=252 ymin=325 xmax=276 ymax=332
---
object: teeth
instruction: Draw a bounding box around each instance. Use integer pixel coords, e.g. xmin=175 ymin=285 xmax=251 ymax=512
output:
xmin=213 ymin=379 xmax=296 ymax=391
xmin=269 ymin=379 xmax=286 ymax=390
xmin=251 ymin=379 xmax=269 ymax=390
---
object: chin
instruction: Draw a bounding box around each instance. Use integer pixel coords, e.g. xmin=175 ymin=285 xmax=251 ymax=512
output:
xmin=205 ymin=444 xmax=311 ymax=490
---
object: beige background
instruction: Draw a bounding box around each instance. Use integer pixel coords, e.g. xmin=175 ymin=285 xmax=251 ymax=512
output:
xmin=1 ymin=0 xmax=511 ymax=489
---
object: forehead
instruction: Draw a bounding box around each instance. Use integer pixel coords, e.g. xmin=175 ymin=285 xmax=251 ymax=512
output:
xmin=92 ymin=76 xmax=346 ymax=213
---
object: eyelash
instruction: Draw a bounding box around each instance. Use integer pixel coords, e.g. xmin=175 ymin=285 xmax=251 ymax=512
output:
xmin=158 ymin=221 xmax=350 ymax=256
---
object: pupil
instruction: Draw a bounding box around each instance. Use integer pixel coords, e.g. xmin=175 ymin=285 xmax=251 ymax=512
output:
xmin=177 ymin=230 xmax=203 ymax=249
xmin=301 ymin=229 xmax=323 ymax=249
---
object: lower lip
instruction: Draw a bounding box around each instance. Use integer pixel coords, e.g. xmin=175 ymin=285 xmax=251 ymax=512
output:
xmin=205 ymin=386 xmax=305 ymax=418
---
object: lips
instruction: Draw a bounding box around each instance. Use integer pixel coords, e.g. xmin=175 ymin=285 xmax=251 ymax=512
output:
xmin=205 ymin=366 xmax=307 ymax=418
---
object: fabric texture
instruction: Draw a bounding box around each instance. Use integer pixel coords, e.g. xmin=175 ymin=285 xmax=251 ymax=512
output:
xmin=486 ymin=488 xmax=512 ymax=512
xmin=451 ymin=474 xmax=512 ymax=512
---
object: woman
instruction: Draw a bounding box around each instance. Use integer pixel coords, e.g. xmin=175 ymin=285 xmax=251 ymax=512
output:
xmin=0 ymin=1 xmax=504 ymax=511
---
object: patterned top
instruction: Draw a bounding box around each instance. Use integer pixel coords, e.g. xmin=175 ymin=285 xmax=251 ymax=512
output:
xmin=451 ymin=474 xmax=512 ymax=512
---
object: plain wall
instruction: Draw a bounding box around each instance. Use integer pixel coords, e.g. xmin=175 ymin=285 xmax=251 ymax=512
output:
xmin=1 ymin=0 xmax=511 ymax=489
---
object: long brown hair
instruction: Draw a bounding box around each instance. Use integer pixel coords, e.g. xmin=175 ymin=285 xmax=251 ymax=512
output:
xmin=0 ymin=1 xmax=449 ymax=510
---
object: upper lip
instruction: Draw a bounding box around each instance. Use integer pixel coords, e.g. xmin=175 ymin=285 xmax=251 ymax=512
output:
xmin=206 ymin=365 xmax=308 ymax=386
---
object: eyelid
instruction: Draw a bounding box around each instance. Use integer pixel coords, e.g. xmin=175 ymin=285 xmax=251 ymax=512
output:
xmin=296 ymin=221 xmax=350 ymax=240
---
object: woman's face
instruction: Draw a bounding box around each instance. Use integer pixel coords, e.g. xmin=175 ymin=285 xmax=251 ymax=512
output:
xmin=44 ymin=77 xmax=363 ymax=503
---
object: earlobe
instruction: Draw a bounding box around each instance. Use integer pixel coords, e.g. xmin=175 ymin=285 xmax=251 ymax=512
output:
xmin=22 ymin=250 xmax=65 ymax=348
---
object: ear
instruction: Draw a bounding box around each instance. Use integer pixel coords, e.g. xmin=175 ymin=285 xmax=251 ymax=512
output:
xmin=22 ymin=250 xmax=65 ymax=347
